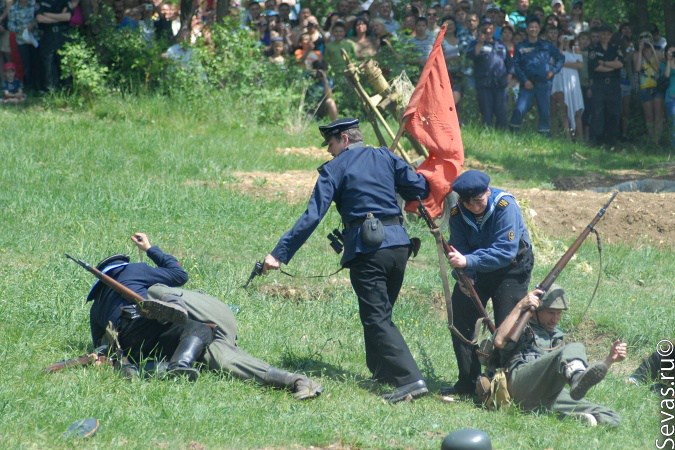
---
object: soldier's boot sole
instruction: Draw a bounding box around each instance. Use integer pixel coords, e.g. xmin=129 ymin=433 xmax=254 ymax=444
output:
xmin=141 ymin=299 xmax=188 ymax=324
xmin=569 ymin=362 xmax=608 ymax=400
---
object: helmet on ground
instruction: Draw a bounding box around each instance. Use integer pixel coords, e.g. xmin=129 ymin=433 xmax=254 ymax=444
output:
xmin=441 ymin=428 xmax=492 ymax=450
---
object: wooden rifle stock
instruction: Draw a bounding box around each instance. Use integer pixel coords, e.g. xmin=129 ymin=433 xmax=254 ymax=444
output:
xmin=45 ymin=345 xmax=110 ymax=373
xmin=417 ymin=199 xmax=496 ymax=334
xmin=505 ymin=192 xmax=618 ymax=343
xmin=65 ymin=253 xmax=146 ymax=308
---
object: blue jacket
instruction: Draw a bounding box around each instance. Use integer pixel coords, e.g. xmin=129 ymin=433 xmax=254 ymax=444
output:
xmin=88 ymin=246 xmax=188 ymax=346
xmin=513 ymin=39 xmax=564 ymax=84
xmin=448 ymin=188 xmax=530 ymax=278
xmin=271 ymin=142 xmax=429 ymax=266
xmin=467 ymin=38 xmax=513 ymax=88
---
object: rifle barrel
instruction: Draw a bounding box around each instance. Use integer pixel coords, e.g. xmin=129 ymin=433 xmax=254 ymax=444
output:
xmin=65 ymin=253 xmax=145 ymax=308
xmin=505 ymin=192 xmax=618 ymax=343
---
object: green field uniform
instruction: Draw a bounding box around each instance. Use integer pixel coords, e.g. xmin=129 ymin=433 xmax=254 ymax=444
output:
xmin=148 ymin=284 xmax=271 ymax=381
xmin=502 ymin=321 xmax=620 ymax=427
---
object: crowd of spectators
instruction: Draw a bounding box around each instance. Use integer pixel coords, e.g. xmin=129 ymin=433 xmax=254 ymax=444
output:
xmin=0 ymin=0 xmax=673 ymax=146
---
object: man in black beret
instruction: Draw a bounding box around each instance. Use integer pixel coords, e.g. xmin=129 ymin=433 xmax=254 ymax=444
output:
xmin=443 ymin=170 xmax=534 ymax=396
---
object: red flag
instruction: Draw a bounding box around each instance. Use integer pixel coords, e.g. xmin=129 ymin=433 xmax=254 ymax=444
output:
xmin=403 ymin=24 xmax=464 ymax=218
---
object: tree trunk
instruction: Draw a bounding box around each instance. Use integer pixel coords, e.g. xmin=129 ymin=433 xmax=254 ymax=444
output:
xmin=664 ymin=0 xmax=675 ymax=48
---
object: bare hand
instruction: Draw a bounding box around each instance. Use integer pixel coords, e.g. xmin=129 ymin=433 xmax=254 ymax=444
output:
xmin=131 ymin=232 xmax=151 ymax=252
xmin=518 ymin=289 xmax=543 ymax=312
xmin=263 ymin=254 xmax=280 ymax=273
xmin=447 ymin=247 xmax=467 ymax=268
xmin=524 ymin=80 xmax=534 ymax=90
xmin=606 ymin=339 xmax=627 ymax=365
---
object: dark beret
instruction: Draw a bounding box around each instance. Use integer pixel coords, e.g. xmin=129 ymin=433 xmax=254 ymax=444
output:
xmin=86 ymin=254 xmax=130 ymax=301
xmin=452 ymin=170 xmax=491 ymax=199
xmin=319 ymin=118 xmax=360 ymax=145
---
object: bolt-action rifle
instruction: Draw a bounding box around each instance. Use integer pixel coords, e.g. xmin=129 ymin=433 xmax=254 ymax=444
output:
xmin=65 ymin=253 xmax=146 ymax=308
xmin=417 ymin=199 xmax=496 ymax=335
xmin=505 ymin=191 xmax=618 ymax=344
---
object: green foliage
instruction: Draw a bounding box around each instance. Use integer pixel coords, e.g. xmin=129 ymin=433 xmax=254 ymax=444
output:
xmin=77 ymin=5 xmax=169 ymax=94
xmin=59 ymin=34 xmax=109 ymax=102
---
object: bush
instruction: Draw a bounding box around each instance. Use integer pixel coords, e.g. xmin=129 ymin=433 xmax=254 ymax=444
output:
xmin=59 ymin=35 xmax=109 ymax=102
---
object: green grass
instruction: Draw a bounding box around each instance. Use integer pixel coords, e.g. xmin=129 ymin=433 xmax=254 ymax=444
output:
xmin=0 ymin=95 xmax=672 ymax=449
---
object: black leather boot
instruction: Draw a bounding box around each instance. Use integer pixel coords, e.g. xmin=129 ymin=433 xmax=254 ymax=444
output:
xmin=166 ymin=336 xmax=206 ymax=382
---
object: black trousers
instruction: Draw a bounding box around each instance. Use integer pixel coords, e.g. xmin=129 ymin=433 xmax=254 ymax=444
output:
xmin=349 ymin=246 xmax=423 ymax=387
xmin=118 ymin=316 xmax=212 ymax=363
xmin=451 ymin=247 xmax=534 ymax=392
xmin=590 ymin=78 xmax=621 ymax=145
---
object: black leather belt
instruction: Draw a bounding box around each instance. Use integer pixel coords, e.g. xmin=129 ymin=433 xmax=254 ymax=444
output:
xmin=345 ymin=215 xmax=402 ymax=229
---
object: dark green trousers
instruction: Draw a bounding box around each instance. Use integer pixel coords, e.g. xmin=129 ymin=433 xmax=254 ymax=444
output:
xmin=148 ymin=284 xmax=270 ymax=382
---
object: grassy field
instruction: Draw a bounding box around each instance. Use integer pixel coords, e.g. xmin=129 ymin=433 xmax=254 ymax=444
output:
xmin=0 ymin=95 xmax=672 ymax=449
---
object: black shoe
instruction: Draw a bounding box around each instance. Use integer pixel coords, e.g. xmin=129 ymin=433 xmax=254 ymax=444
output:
xmin=382 ymin=380 xmax=428 ymax=404
xmin=569 ymin=362 xmax=608 ymax=400
xmin=439 ymin=383 xmax=474 ymax=397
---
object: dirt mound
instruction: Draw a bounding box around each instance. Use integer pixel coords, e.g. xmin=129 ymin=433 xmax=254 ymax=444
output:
xmin=225 ymin=167 xmax=675 ymax=249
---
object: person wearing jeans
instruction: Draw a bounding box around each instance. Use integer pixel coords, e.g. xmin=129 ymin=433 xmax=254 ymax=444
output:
xmin=509 ymin=17 xmax=564 ymax=134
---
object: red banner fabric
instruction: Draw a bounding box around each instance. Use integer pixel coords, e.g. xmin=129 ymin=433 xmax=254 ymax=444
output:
xmin=402 ymin=24 xmax=464 ymax=218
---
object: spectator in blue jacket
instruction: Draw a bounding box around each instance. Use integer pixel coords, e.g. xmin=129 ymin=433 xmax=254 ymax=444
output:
xmin=509 ymin=17 xmax=564 ymax=135
xmin=467 ymin=18 xmax=513 ymax=129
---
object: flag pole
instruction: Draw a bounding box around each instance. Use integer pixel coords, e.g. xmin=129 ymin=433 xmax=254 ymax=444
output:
xmin=388 ymin=115 xmax=410 ymax=153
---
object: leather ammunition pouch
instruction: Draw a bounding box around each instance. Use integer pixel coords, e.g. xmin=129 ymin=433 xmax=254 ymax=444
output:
xmin=348 ymin=213 xmax=401 ymax=248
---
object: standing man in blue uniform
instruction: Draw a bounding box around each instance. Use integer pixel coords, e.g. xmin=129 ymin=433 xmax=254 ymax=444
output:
xmin=467 ymin=17 xmax=513 ymax=129
xmin=588 ymin=24 xmax=624 ymax=147
xmin=442 ymin=170 xmax=534 ymax=396
xmin=88 ymin=232 xmax=213 ymax=380
xmin=263 ymin=118 xmax=431 ymax=403
xmin=509 ymin=16 xmax=564 ymax=135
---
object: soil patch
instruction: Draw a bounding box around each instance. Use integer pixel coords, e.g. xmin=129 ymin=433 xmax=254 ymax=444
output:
xmin=225 ymin=160 xmax=675 ymax=248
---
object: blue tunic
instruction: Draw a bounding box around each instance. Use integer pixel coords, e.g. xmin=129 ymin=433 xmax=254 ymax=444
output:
xmin=466 ymin=38 xmax=513 ymax=88
xmin=88 ymin=246 xmax=189 ymax=345
xmin=513 ymin=39 xmax=564 ymax=84
xmin=271 ymin=142 xmax=429 ymax=266
xmin=448 ymin=187 xmax=531 ymax=278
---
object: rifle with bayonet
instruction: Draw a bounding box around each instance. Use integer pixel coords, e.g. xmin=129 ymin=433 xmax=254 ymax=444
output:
xmin=417 ymin=198 xmax=496 ymax=335
xmin=505 ymin=191 xmax=619 ymax=343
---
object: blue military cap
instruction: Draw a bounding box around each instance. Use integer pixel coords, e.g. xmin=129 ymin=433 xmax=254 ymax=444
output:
xmin=452 ymin=170 xmax=491 ymax=199
xmin=319 ymin=118 xmax=360 ymax=146
xmin=86 ymin=254 xmax=130 ymax=301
